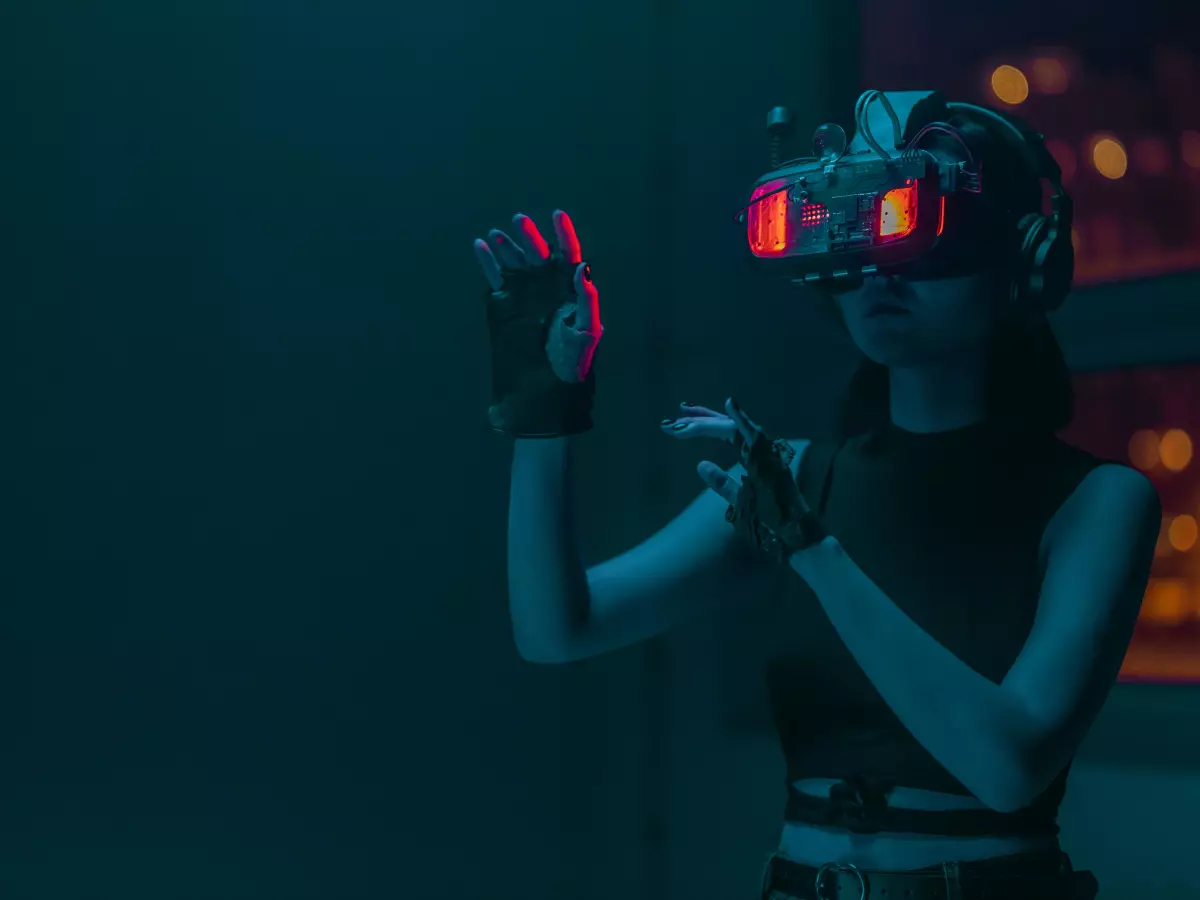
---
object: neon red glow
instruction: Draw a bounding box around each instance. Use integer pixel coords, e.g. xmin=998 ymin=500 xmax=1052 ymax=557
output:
xmin=937 ymin=196 xmax=945 ymax=237
xmin=747 ymin=180 xmax=790 ymax=257
xmin=878 ymin=181 xmax=918 ymax=242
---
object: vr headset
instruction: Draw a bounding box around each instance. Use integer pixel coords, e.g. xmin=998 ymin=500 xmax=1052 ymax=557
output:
xmin=737 ymin=90 xmax=1075 ymax=311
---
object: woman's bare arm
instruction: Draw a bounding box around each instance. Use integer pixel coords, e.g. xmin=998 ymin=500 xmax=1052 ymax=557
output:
xmin=508 ymin=434 xmax=807 ymax=664
xmin=473 ymin=211 xmax=792 ymax=663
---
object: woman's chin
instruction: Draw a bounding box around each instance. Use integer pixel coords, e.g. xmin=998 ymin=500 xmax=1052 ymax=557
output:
xmin=855 ymin=335 xmax=934 ymax=369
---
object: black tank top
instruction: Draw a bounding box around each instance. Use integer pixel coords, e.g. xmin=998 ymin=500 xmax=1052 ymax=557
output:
xmin=765 ymin=420 xmax=1110 ymax=836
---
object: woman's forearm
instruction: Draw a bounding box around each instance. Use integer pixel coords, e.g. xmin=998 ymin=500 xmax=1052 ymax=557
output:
xmin=789 ymin=537 xmax=1043 ymax=812
xmin=507 ymin=437 xmax=591 ymax=662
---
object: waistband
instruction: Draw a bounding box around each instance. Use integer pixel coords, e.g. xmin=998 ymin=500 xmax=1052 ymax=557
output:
xmin=784 ymin=778 xmax=1060 ymax=837
xmin=762 ymin=850 xmax=1098 ymax=900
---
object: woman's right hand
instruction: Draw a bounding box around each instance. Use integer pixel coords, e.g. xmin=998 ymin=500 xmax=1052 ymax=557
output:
xmin=474 ymin=210 xmax=604 ymax=437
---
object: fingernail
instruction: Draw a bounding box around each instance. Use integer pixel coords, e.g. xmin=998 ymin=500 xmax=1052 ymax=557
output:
xmin=660 ymin=418 xmax=676 ymax=425
xmin=582 ymin=264 xmax=593 ymax=283
xmin=671 ymin=422 xmax=688 ymax=431
xmin=680 ymin=402 xmax=693 ymax=408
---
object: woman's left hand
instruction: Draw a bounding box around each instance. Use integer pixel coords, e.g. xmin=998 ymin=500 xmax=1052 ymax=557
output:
xmin=658 ymin=400 xmax=743 ymax=503
xmin=662 ymin=398 xmax=814 ymax=559
xmin=658 ymin=401 xmax=740 ymax=446
xmin=659 ymin=397 xmax=780 ymax=503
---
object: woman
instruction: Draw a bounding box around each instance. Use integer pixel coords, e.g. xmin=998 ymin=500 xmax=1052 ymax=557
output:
xmin=472 ymin=100 xmax=1160 ymax=899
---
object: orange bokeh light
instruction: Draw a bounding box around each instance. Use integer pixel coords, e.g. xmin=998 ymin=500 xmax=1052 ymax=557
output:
xmin=1031 ymin=57 xmax=1070 ymax=94
xmin=1142 ymin=578 xmax=1190 ymax=625
xmin=1168 ymin=515 xmax=1198 ymax=552
xmin=1089 ymin=135 xmax=1129 ymax=179
xmin=990 ymin=65 xmax=1030 ymax=105
xmin=1160 ymin=429 xmax=1193 ymax=472
xmin=1128 ymin=429 xmax=1161 ymax=470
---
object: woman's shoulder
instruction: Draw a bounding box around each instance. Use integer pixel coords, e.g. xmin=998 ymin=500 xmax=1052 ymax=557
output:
xmin=1045 ymin=433 xmax=1133 ymax=481
xmin=1041 ymin=435 xmax=1160 ymax=540
xmin=1048 ymin=435 xmax=1157 ymax=507
xmin=1043 ymin=449 xmax=1160 ymax=565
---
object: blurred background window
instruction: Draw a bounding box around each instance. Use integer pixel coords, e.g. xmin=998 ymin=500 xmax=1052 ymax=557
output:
xmin=1061 ymin=366 xmax=1200 ymax=682
xmin=862 ymin=0 xmax=1200 ymax=680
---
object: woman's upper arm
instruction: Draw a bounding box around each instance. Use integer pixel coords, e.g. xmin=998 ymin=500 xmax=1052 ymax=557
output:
xmin=561 ymin=439 xmax=811 ymax=661
xmin=998 ymin=463 xmax=1160 ymax=793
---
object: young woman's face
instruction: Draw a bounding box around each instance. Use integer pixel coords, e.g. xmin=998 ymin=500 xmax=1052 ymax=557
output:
xmin=833 ymin=270 xmax=1008 ymax=369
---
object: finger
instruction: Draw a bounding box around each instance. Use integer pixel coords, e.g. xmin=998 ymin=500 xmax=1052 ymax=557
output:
xmin=697 ymin=461 xmax=740 ymax=504
xmin=487 ymin=229 xmax=527 ymax=270
xmin=660 ymin=417 xmax=737 ymax=442
xmin=572 ymin=262 xmax=601 ymax=334
xmin=513 ymin=213 xmax=552 ymax=265
xmin=725 ymin=397 xmax=760 ymax=431
xmin=473 ymin=239 xmax=504 ymax=291
xmin=552 ymin=209 xmax=583 ymax=265
xmin=680 ymin=403 xmax=725 ymax=418
xmin=725 ymin=397 xmax=760 ymax=447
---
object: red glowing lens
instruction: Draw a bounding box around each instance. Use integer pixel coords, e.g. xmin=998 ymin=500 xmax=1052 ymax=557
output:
xmin=747 ymin=180 xmax=790 ymax=257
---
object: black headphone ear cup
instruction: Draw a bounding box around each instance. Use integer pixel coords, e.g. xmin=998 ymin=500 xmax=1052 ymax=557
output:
xmin=1034 ymin=221 xmax=1074 ymax=312
xmin=1008 ymin=213 xmax=1046 ymax=309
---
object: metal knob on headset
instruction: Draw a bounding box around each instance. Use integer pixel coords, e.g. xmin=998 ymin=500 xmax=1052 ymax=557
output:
xmin=767 ymin=106 xmax=795 ymax=168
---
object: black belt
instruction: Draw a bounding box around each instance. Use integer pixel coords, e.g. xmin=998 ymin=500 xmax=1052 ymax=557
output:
xmin=762 ymin=851 xmax=1098 ymax=900
xmin=785 ymin=779 xmax=1060 ymax=837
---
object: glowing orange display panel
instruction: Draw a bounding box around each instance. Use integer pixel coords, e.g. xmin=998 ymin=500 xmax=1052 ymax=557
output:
xmin=878 ymin=182 xmax=918 ymax=242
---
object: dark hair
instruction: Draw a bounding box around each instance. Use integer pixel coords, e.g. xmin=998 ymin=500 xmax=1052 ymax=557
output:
xmin=834 ymin=107 xmax=1075 ymax=438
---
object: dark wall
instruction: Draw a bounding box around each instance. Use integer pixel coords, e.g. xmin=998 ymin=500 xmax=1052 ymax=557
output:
xmin=0 ymin=1 xmax=861 ymax=898
xmin=2 ymin=2 xmax=638 ymax=897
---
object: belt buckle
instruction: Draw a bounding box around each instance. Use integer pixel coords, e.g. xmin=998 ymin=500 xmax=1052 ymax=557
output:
xmin=815 ymin=861 xmax=867 ymax=900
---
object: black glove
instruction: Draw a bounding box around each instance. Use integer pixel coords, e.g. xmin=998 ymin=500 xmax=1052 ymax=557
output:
xmin=725 ymin=422 xmax=825 ymax=561
xmin=485 ymin=253 xmax=600 ymax=437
